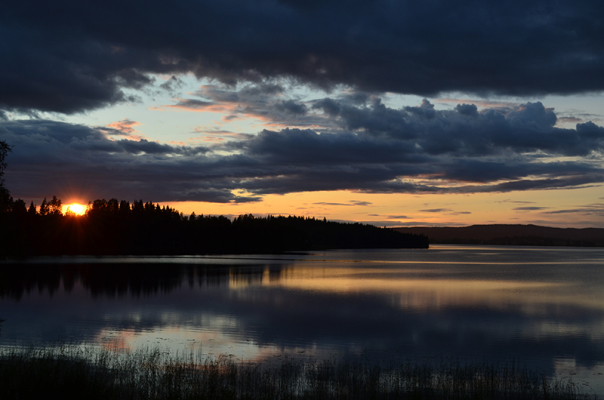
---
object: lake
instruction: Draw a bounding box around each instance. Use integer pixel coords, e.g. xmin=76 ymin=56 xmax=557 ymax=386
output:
xmin=1 ymin=245 xmax=604 ymax=395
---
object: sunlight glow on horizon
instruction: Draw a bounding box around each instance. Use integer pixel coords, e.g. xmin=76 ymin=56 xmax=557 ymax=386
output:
xmin=62 ymin=203 xmax=87 ymax=216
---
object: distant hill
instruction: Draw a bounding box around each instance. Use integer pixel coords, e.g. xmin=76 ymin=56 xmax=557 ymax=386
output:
xmin=392 ymin=224 xmax=604 ymax=247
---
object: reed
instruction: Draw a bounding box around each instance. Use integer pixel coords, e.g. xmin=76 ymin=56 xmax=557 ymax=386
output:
xmin=0 ymin=346 xmax=594 ymax=400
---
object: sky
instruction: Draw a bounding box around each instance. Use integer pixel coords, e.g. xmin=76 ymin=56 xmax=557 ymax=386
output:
xmin=1 ymin=0 xmax=604 ymax=228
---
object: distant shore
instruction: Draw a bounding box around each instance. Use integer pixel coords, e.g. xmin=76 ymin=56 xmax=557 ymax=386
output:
xmin=392 ymin=224 xmax=604 ymax=247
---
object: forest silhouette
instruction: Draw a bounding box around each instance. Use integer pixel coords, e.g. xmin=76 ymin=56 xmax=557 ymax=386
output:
xmin=0 ymin=140 xmax=426 ymax=256
xmin=0 ymin=197 xmax=428 ymax=257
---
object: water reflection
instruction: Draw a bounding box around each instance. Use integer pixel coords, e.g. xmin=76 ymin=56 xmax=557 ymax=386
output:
xmin=0 ymin=263 xmax=275 ymax=299
xmin=1 ymin=246 xmax=604 ymax=394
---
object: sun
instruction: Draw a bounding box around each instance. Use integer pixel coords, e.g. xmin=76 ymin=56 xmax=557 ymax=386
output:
xmin=62 ymin=203 xmax=87 ymax=216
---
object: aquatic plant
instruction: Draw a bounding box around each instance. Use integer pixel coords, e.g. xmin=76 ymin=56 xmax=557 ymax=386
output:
xmin=0 ymin=346 xmax=593 ymax=400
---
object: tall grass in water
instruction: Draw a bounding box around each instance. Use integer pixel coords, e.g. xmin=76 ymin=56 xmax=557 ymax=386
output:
xmin=0 ymin=346 xmax=594 ymax=399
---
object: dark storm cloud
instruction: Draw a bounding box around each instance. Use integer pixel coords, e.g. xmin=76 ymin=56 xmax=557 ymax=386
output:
xmin=0 ymin=120 xmax=210 ymax=157
xmin=240 ymin=128 xmax=421 ymax=165
xmin=274 ymin=100 xmax=308 ymax=116
xmin=2 ymin=0 xmax=604 ymax=114
xmin=161 ymin=84 xmax=328 ymax=129
xmin=0 ymin=23 xmax=156 ymax=114
xmin=2 ymin=99 xmax=604 ymax=202
xmin=0 ymin=120 xmax=258 ymax=203
xmin=315 ymin=98 xmax=604 ymax=158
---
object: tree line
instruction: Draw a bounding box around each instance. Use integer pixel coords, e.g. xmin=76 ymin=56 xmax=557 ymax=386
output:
xmin=0 ymin=196 xmax=428 ymax=256
xmin=0 ymin=140 xmax=11 ymax=213
xmin=0 ymin=140 xmax=428 ymax=257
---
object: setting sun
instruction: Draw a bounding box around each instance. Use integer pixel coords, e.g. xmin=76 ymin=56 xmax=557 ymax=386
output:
xmin=63 ymin=203 xmax=87 ymax=216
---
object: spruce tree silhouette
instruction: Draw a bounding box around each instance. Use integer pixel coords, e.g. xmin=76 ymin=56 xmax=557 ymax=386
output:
xmin=0 ymin=140 xmax=11 ymax=212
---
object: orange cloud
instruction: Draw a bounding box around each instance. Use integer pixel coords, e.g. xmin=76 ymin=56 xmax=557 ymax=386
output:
xmin=106 ymin=119 xmax=141 ymax=134
xmin=104 ymin=119 xmax=147 ymax=141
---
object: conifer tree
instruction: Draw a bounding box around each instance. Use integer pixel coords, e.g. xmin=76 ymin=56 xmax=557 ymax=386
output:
xmin=0 ymin=140 xmax=11 ymax=212
xmin=49 ymin=196 xmax=62 ymax=215
xmin=39 ymin=198 xmax=49 ymax=215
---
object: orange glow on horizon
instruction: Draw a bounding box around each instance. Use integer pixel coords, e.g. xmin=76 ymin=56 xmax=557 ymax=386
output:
xmin=63 ymin=203 xmax=87 ymax=216
xmin=156 ymin=185 xmax=604 ymax=229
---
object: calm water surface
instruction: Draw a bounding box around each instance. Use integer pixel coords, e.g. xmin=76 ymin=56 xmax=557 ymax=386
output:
xmin=1 ymin=245 xmax=604 ymax=394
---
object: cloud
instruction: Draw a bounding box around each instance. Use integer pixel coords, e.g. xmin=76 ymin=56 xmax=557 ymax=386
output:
xmin=2 ymin=99 xmax=604 ymax=203
xmin=513 ymin=206 xmax=549 ymax=211
xmin=350 ymin=200 xmax=372 ymax=206
xmin=315 ymin=98 xmax=604 ymax=159
xmin=163 ymin=99 xmax=223 ymax=112
xmin=419 ymin=209 xmax=453 ymax=213
xmin=103 ymin=119 xmax=148 ymax=141
xmin=557 ymin=117 xmax=584 ymax=124
xmin=390 ymin=221 xmax=469 ymax=227
xmin=497 ymin=199 xmax=536 ymax=204
xmin=3 ymin=1 xmax=604 ymax=114
xmin=192 ymin=126 xmax=253 ymax=143
xmin=274 ymin=100 xmax=308 ymax=116
xmin=0 ymin=120 xmax=254 ymax=202
xmin=158 ymin=84 xmax=329 ymax=129
xmin=158 ymin=75 xmax=185 ymax=94
xmin=544 ymin=203 xmax=604 ymax=215
xmin=435 ymin=99 xmax=520 ymax=111
xmin=106 ymin=119 xmax=141 ymax=135
xmin=313 ymin=200 xmax=372 ymax=206
xmin=0 ymin=23 xmax=154 ymax=114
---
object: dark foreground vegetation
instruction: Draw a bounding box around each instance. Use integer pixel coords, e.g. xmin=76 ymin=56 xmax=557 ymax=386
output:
xmin=0 ymin=197 xmax=428 ymax=257
xmin=0 ymin=346 xmax=593 ymax=400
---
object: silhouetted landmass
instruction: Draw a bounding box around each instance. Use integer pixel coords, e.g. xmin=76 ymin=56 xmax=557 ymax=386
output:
xmin=0 ymin=198 xmax=428 ymax=257
xmin=393 ymin=224 xmax=604 ymax=247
